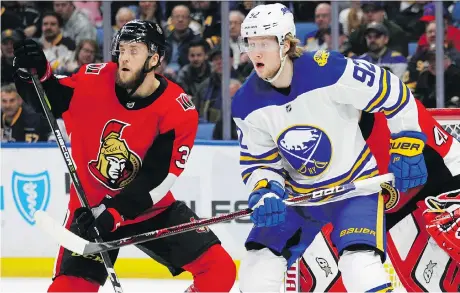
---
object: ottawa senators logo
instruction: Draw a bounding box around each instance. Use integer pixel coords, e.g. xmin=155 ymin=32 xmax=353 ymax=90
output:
xmin=88 ymin=120 xmax=141 ymax=190
xmin=381 ymin=182 xmax=400 ymax=211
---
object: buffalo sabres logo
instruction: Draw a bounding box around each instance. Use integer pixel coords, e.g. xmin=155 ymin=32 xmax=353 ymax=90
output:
xmin=12 ymin=171 xmax=50 ymax=225
xmin=88 ymin=120 xmax=141 ymax=190
xmin=277 ymin=125 xmax=332 ymax=177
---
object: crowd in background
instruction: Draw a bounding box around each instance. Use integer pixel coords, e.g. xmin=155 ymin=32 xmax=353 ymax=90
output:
xmin=1 ymin=1 xmax=460 ymax=143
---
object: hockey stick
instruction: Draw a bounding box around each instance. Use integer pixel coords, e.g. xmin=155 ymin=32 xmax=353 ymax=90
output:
xmin=29 ymin=71 xmax=123 ymax=293
xmin=35 ymin=173 xmax=394 ymax=256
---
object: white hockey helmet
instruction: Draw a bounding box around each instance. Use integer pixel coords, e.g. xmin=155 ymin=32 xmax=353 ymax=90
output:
xmin=239 ymin=3 xmax=296 ymax=52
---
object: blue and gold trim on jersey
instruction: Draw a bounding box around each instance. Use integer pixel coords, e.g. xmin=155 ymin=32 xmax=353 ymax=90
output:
xmin=240 ymin=148 xmax=281 ymax=166
xmin=376 ymin=193 xmax=385 ymax=252
xmin=381 ymin=80 xmax=410 ymax=118
xmin=241 ymin=166 xmax=287 ymax=184
xmin=285 ymin=145 xmax=375 ymax=193
xmin=363 ymin=68 xmax=392 ymax=113
xmin=366 ymin=282 xmax=393 ymax=292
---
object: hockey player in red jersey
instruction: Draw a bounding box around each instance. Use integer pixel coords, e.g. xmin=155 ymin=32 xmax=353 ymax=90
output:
xmin=296 ymin=99 xmax=460 ymax=292
xmin=12 ymin=20 xmax=236 ymax=292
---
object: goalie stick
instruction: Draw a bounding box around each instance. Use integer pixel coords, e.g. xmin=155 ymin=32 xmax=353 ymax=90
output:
xmin=29 ymin=71 xmax=123 ymax=293
xmin=35 ymin=173 xmax=395 ymax=256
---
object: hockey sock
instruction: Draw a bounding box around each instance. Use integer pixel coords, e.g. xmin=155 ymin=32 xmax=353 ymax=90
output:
xmin=48 ymin=275 xmax=99 ymax=292
xmin=182 ymin=244 xmax=236 ymax=292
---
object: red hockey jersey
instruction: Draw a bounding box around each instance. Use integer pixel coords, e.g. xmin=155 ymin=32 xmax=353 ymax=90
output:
xmin=26 ymin=63 xmax=198 ymax=225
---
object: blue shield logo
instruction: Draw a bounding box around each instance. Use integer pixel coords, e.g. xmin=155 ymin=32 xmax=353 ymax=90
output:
xmin=12 ymin=171 xmax=51 ymax=225
xmin=277 ymin=125 xmax=332 ymax=177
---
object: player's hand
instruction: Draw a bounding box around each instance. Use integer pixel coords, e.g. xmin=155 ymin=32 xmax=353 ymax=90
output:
xmin=73 ymin=203 xmax=123 ymax=240
xmin=13 ymin=39 xmax=51 ymax=82
xmin=388 ymin=131 xmax=428 ymax=192
xmin=248 ymin=180 xmax=287 ymax=227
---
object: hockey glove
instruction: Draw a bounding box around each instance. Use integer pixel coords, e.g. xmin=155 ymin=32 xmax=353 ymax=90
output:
xmin=13 ymin=39 xmax=52 ymax=82
xmin=248 ymin=180 xmax=287 ymax=227
xmin=388 ymin=131 xmax=428 ymax=192
xmin=73 ymin=199 xmax=123 ymax=240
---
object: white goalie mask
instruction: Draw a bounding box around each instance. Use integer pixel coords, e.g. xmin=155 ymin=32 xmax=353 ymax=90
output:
xmin=239 ymin=3 xmax=296 ymax=82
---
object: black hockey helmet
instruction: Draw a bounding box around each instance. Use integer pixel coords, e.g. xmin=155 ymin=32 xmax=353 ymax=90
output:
xmin=111 ymin=20 xmax=166 ymax=66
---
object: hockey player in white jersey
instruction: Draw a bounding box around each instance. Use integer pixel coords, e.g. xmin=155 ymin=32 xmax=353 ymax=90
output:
xmin=233 ymin=3 xmax=429 ymax=292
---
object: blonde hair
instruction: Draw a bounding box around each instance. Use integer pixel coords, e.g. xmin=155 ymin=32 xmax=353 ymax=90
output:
xmin=347 ymin=7 xmax=363 ymax=34
xmin=285 ymin=34 xmax=304 ymax=58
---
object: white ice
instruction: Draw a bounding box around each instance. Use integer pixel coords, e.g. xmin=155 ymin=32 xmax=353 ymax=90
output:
xmin=0 ymin=278 xmax=242 ymax=292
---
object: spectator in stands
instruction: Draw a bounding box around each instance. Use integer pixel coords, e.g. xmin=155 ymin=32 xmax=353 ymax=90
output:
xmin=212 ymin=79 xmax=241 ymax=140
xmin=39 ymin=11 xmax=76 ymax=75
xmin=190 ymin=1 xmax=221 ymax=48
xmin=155 ymin=54 xmax=177 ymax=82
xmin=53 ymin=1 xmax=96 ymax=45
xmin=64 ymin=39 xmax=99 ymax=75
xmin=113 ymin=7 xmax=136 ymax=33
xmin=305 ymin=3 xmax=331 ymax=44
xmin=341 ymin=1 xmax=408 ymax=57
xmin=138 ymin=1 xmax=165 ymax=28
xmin=73 ymin=1 xmax=102 ymax=27
xmin=417 ymin=2 xmax=460 ymax=52
xmin=414 ymin=50 xmax=460 ymax=109
xmin=14 ymin=1 xmax=41 ymax=38
xmin=177 ymin=39 xmax=211 ymax=101
xmin=1 ymin=29 xmax=23 ymax=85
xmin=391 ymin=1 xmax=427 ymax=42
xmin=195 ymin=46 xmax=240 ymax=123
xmin=305 ymin=25 xmax=346 ymax=52
xmin=229 ymin=10 xmax=245 ymax=69
xmin=165 ymin=5 xmax=201 ymax=74
xmin=354 ymin=22 xmax=407 ymax=79
xmin=339 ymin=0 xmax=363 ymax=36
xmin=405 ymin=21 xmax=460 ymax=91
xmin=1 ymin=2 xmax=24 ymax=32
xmin=1 ymin=83 xmax=50 ymax=143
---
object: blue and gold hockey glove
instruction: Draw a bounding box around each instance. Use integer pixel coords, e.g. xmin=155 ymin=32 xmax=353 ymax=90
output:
xmin=388 ymin=131 xmax=428 ymax=192
xmin=248 ymin=180 xmax=287 ymax=227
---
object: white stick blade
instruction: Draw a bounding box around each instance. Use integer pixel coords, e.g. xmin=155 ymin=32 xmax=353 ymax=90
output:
xmin=34 ymin=210 xmax=89 ymax=255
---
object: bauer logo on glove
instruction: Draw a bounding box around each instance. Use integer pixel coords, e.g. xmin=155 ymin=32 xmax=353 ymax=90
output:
xmin=388 ymin=131 xmax=428 ymax=192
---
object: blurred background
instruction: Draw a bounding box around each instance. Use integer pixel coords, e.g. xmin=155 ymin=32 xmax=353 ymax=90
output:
xmin=1 ymin=2 xmax=460 ymax=289
xmin=1 ymin=0 xmax=460 ymax=143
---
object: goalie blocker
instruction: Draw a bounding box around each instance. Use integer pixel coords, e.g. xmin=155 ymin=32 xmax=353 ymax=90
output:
xmin=294 ymin=99 xmax=460 ymax=292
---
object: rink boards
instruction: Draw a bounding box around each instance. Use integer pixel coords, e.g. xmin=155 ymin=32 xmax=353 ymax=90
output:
xmin=0 ymin=141 xmax=251 ymax=278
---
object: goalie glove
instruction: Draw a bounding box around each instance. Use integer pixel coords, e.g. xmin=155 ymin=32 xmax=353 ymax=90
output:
xmin=388 ymin=131 xmax=428 ymax=192
xmin=422 ymin=190 xmax=460 ymax=264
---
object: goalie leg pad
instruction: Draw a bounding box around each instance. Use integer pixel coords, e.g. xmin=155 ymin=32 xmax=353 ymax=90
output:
xmin=182 ymin=244 xmax=236 ymax=292
xmin=48 ymin=275 xmax=99 ymax=292
xmin=338 ymin=249 xmax=392 ymax=292
xmin=239 ymin=247 xmax=287 ymax=292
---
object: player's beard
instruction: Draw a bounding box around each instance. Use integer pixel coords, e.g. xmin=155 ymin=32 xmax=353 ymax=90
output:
xmin=116 ymin=68 xmax=143 ymax=90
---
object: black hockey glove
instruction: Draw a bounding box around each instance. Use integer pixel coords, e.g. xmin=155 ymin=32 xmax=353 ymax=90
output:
xmin=73 ymin=199 xmax=124 ymax=240
xmin=13 ymin=39 xmax=52 ymax=82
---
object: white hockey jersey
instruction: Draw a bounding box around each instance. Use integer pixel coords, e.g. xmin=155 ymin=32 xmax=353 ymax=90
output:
xmin=232 ymin=50 xmax=422 ymax=195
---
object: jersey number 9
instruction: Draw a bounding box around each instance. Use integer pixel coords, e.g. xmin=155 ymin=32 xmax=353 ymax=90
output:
xmin=352 ymin=60 xmax=376 ymax=87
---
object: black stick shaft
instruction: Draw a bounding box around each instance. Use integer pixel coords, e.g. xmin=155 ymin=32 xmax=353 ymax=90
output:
xmin=29 ymin=71 xmax=123 ymax=293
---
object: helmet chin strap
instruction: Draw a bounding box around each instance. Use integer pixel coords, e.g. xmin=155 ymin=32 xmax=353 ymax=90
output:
xmin=263 ymin=47 xmax=288 ymax=83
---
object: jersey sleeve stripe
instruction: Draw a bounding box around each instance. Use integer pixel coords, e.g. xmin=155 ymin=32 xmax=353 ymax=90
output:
xmin=353 ymin=167 xmax=379 ymax=182
xmin=240 ymin=153 xmax=282 ymax=165
xmin=240 ymin=148 xmax=279 ymax=160
xmin=363 ymin=68 xmax=388 ymax=112
xmin=369 ymin=68 xmax=392 ymax=112
xmin=285 ymin=145 xmax=374 ymax=193
xmin=383 ymin=82 xmax=410 ymax=118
